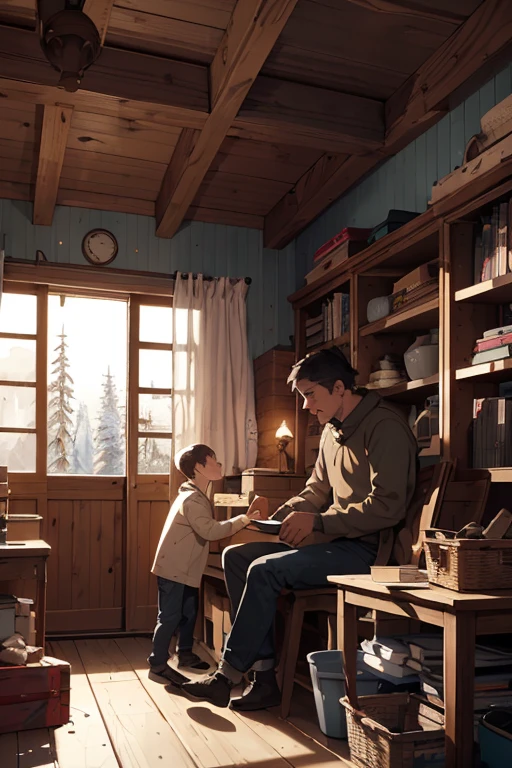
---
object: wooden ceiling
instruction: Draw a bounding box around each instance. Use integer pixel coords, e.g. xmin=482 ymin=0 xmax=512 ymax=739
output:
xmin=0 ymin=0 xmax=510 ymax=248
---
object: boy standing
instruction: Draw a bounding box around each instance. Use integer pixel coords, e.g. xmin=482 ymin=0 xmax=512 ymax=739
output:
xmin=149 ymin=443 xmax=260 ymax=683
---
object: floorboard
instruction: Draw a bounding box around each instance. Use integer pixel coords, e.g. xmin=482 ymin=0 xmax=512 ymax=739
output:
xmin=46 ymin=639 xmax=120 ymax=768
xmin=3 ymin=639 xmax=353 ymax=768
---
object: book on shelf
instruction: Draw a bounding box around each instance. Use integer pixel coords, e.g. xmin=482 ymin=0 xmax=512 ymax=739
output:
xmin=360 ymin=636 xmax=410 ymax=665
xmin=407 ymin=635 xmax=443 ymax=663
xmin=475 ymin=328 xmax=512 ymax=352
xmin=474 ymin=199 xmax=512 ymax=283
xmin=370 ymin=565 xmax=426 ymax=583
xmin=472 ymin=344 xmax=512 ymax=365
xmin=360 ymin=651 xmax=411 ymax=678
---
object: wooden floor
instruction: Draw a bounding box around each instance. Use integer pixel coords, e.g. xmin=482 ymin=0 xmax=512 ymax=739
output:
xmin=1 ymin=637 xmax=354 ymax=767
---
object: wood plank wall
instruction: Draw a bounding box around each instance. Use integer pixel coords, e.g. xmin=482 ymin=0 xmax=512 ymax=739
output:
xmin=295 ymin=65 xmax=512 ymax=279
xmin=254 ymin=348 xmax=296 ymax=469
xmin=0 ymin=201 xmax=296 ymax=359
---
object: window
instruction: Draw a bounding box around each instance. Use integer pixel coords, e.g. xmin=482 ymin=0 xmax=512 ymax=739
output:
xmin=47 ymin=294 xmax=128 ymax=475
xmin=136 ymin=304 xmax=173 ymax=474
xmin=0 ymin=292 xmax=37 ymax=471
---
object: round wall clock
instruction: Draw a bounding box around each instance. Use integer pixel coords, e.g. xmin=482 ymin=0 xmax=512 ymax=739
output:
xmin=82 ymin=229 xmax=118 ymax=266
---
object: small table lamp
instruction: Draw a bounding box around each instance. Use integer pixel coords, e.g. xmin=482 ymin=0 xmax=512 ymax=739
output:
xmin=276 ymin=420 xmax=293 ymax=473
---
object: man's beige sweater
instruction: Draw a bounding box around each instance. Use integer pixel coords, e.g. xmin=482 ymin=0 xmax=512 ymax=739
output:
xmin=275 ymin=391 xmax=417 ymax=539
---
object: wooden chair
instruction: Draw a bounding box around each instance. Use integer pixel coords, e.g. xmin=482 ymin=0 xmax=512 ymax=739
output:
xmin=276 ymin=461 xmax=453 ymax=719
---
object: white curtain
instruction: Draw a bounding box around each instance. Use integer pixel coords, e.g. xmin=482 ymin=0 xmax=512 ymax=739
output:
xmin=172 ymin=273 xmax=258 ymax=475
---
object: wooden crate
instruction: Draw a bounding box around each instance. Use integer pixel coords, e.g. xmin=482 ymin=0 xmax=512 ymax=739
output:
xmin=7 ymin=514 xmax=42 ymax=541
xmin=0 ymin=657 xmax=70 ymax=734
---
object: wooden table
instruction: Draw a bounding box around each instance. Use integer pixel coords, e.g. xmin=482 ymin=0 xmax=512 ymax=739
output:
xmin=328 ymin=574 xmax=512 ymax=768
xmin=0 ymin=540 xmax=51 ymax=649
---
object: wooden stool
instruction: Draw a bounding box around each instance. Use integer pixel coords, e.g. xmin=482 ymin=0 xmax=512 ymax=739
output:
xmin=277 ymin=587 xmax=337 ymax=719
xmin=275 ymin=522 xmax=413 ymax=720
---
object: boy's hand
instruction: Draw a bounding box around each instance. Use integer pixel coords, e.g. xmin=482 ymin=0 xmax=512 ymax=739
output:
xmin=247 ymin=495 xmax=268 ymax=520
xmin=279 ymin=511 xmax=315 ymax=547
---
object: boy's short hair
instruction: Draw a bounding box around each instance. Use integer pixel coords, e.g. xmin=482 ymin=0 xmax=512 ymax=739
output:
xmin=175 ymin=444 xmax=215 ymax=479
xmin=287 ymin=347 xmax=358 ymax=393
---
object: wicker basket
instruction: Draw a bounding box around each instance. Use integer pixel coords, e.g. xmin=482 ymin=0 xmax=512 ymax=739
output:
xmin=342 ymin=693 xmax=445 ymax=768
xmin=424 ymin=538 xmax=512 ymax=592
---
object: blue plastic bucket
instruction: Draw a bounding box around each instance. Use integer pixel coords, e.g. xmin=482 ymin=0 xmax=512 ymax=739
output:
xmin=307 ymin=649 xmax=380 ymax=738
xmin=479 ymin=712 xmax=512 ymax=768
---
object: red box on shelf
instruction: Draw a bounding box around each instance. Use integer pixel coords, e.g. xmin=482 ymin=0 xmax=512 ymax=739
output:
xmin=313 ymin=227 xmax=372 ymax=263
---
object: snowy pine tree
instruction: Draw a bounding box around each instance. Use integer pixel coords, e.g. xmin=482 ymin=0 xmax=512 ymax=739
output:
xmin=47 ymin=326 xmax=75 ymax=473
xmin=71 ymin=402 xmax=94 ymax=474
xmin=138 ymin=437 xmax=170 ymax=473
xmin=138 ymin=410 xmax=170 ymax=473
xmin=94 ymin=368 xmax=125 ymax=475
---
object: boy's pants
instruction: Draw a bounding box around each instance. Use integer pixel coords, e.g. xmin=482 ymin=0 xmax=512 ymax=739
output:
xmin=148 ymin=577 xmax=199 ymax=668
xmin=221 ymin=539 xmax=377 ymax=675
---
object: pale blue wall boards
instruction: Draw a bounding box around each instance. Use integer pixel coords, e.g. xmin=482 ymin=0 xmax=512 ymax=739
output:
xmin=0 ymin=200 xmax=296 ymax=360
xmin=294 ymin=65 xmax=512 ymax=283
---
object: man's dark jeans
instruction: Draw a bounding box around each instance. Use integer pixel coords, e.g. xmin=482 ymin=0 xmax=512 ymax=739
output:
xmin=221 ymin=539 xmax=377 ymax=674
xmin=148 ymin=576 xmax=199 ymax=668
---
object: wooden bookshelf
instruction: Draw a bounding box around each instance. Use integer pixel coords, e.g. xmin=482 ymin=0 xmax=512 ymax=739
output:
xmin=359 ymin=295 xmax=438 ymax=337
xmin=290 ymin=167 xmax=512 ymax=478
xmin=455 ymin=358 xmax=512 ymax=382
xmin=378 ymin=374 xmax=439 ymax=404
xmin=488 ymin=468 xmax=512 ymax=483
xmin=455 ymin=272 xmax=512 ymax=304
xmin=308 ymin=332 xmax=350 ymax=353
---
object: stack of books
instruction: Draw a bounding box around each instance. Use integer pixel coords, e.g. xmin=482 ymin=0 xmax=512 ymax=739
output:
xmin=358 ymin=633 xmax=512 ymax=722
xmin=418 ymin=640 xmax=512 ymax=719
xmin=358 ymin=636 xmax=420 ymax=685
xmin=472 ymin=323 xmax=512 ymax=365
xmin=305 ymin=293 xmax=350 ymax=349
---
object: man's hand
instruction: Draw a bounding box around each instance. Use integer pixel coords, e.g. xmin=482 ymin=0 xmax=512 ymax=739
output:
xmin=279 ymin=511 xmax=316 ymax=547
xmin=270 ymin=502 xmax=290 ymax=521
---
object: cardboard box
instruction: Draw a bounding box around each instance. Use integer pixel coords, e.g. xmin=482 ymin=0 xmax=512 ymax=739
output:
xmin=0 ymin=597 xmax=16 ymax=642
xmin=0 ymin=657 xmax=70 ymax=734
xmin=393 ymin=262 xmax=438 ymax=294
xmin=15 ymin=611 xmax=36 ymax=645
xmin=16 ymin=597 xmax=34 ymax=617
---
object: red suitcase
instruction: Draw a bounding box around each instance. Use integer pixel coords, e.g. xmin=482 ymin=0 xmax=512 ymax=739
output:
xmin=0 ymin=657 xmax=70 ymax=734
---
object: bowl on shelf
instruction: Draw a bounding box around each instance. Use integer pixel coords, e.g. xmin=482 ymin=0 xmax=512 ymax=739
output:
xmin=366 ymin=296 xmax=391 ymax=323
xmin=404 ymin=344 xmax=439 ymax=380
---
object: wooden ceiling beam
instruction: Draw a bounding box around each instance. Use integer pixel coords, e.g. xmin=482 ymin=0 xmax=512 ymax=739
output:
xmin=342 ymin=0 xmax=467 ymax=25
xmin=155 ymin=0 xmax=299 ymax=238
xmin=0 ymin=24 xmax=210 ymax=121
xmin=83 ymin=0 xmax=115 ymax=45
xmin=264 ymin=0 xmax=512 ymax=249
xmin=0 ymin=23 xmax=383 ymax=153
xmin=33 ymin=104 xmax=73 ymax=226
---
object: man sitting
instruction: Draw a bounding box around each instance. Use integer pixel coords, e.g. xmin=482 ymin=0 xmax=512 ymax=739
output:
xmin=182 ymin=347 xmax=417 ymax=709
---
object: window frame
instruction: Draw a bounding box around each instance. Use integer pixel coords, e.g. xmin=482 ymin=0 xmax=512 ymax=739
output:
xmin=2 ymin=262 xmax=176 ymax=483
xmin=129 ymin=295 xmax=173 ymax=483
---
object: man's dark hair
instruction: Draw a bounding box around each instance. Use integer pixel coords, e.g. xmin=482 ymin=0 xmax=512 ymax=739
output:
xmin=287 ymin=347 xmax=358 ymax=393
xmin=175 ymin=444 xmax=215 ymax=479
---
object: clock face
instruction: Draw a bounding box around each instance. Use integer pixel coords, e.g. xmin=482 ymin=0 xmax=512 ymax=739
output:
xmin=82 ymin=229 xmax=118 ymax=265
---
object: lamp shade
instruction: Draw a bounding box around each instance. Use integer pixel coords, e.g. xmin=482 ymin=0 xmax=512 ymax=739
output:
xmin=275 ymin=420 xmax=293 ymax=440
